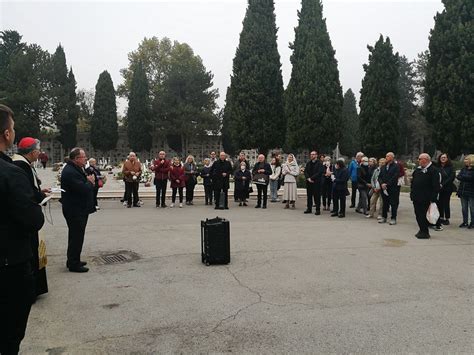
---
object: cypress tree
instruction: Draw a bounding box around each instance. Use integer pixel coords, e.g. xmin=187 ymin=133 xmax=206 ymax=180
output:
xmin=57 ymin=68 xmax=79 ymax=151
xmin=398 ymin=56 xmax=417 ymax=156
xmin=425 ymin=0 xmax=473 ymax=156
xmin=223 ymin=0 xmax=285 ymax=154
xmin=359 ymin=35 xmax=400 ymax=158
xmin=90 ymin=71 xmax=118 ymax=153
xmin=340 ymin=89 xmax=359 ymax=155
xmin=127 ymin=61 xmax=152 ymax=152
xmin=285 ymin=0 xmax=343 ymax=152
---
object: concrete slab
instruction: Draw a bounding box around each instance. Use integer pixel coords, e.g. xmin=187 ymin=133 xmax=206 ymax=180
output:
xmin=21 ymin=193 xmax=473 ymax=354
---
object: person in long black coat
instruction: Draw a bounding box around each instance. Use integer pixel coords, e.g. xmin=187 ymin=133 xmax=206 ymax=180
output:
xmin=210 ymin=152 xmax=233 ymax=209
xmin=304 ymin=151 xmax=324 ymax=215
xmin=0 ymin=105 xmax=45 ymax=354
xmin=61 ymin=148 xmax=96 ymax=272
xmin=12 ymin=137 xmax=49 ymax=298
xmin=252 ymin=154 xmax=272 ymax=209
xmin=435 ymin=153 xmax=456 ymax=226
xmin=234 ymin=162 xmax=252 ymax=206
xmin=331 ymin=159 xmax=350 ymax=218
xmin=410 ymin=153 xmax=441 ymax=239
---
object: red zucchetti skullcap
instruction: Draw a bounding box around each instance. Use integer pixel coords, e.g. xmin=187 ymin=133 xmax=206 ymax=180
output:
xmin=18 ymin=137 xmax=38 ymax=149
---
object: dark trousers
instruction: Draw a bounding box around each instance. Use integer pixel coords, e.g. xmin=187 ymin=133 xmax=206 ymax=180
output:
xmin=215 ymin=187 xmax=228 ymax=208
xmin=65 ymin=214 xmax=89 ymax=268
xmin=381 ymin=187 xmax=400 ymax=220
xmin=351 ymin=181 xmax=357 ymax=206
xmin=256 ymin=184 xmax=268 ymax=207
xmin=171 ymin=187 xmax=184 ymax=203
xmin=41 ymin=161 xmax=46 ymax=169
xmin=322 ymin=181 xmax=332 ymax=207
xmin=186 ymin=180 xmax=195 ymax=202
xmin=155 ymin=179 xmax=167 ymax=207
xmin=333 ymin=190 xmax=346 ymax=215
xmin=125 ymin=181 xmax=139 ymax=206
xmin=0 ymin=262 xmax=34 ymax=355
xmin=306 ymin=183 xmax=321 ymax=212
xmin=204 ymin=185 xmax=213 ymax=204
xmin=413 ymin=200 xmax=430 ymax=234
xmin=437 ymin=190 xmax=452 ymax=220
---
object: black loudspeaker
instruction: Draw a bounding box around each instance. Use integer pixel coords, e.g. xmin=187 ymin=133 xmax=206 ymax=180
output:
xmin=201 ymin=217 xmax=230 ymax=265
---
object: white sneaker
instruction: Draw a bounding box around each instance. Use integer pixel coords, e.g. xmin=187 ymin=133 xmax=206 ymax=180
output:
xmin=179 ymin=203 xmax=183 ymax=208
xmin=365 ymin=214 xmax=372 ymax=218
xmin=123 ymin=201 xmax=127 ymax=206
xmin=377 ymin=216 xmax=383 ymax=220
xmin=95 ymin=206 xmax=100 ymax=211
xmin=389 ymin=219 xmax=397 ymax=225
xmin=170 ymin=203 xmax=174 ymax=208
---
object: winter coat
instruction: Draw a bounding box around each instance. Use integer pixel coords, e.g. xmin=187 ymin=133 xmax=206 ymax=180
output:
xmin=152 ymin=158 xmax=171 ymax=181
xmin=357 ymin=165 xmax=370 ymax=190
xmin=439 ymin=164 xmax=456 ymax=193
xmin=378 ymin=162 xmax=399 ymax=190
xmin=457 ymin=167 xmax=474 ymax=198
xmin=184 ymin=162 xmax=197 ymax=185
xmin=60 ymin=160 xmax=95 ymax=217
xmin=200 ymin=165 xmax=213 ymax=186
xmin=234 ymin=169 xmax=251 ymax=192
xmin=252 ymin=162 xmax=272 ymax=185
xmin=122 ymin=160 xmax=142 ymax=183
xmin=410 ymin=163 xmax=441 ymax=203
xmin=348 ymin=159 xmax=359 ymax=182
xmin=281 ymin=161 xmax=299 ymax=183
xmin=333 ymin=167 xmax=350 ymax=191
xmin=270 ymin=164 xmax=281 ymax=181
xmin=0 ymin=152 xmax=44 ymax=266
xmin=304 ymin=160 xmax=324 ymax=185
xmin=210 ymin=159 xmax=233 ymax=190
xmin=169 ymin=165 xmax=186 ymax=188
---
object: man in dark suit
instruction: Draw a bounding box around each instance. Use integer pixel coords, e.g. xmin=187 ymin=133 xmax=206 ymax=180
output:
xmin=304 ymin=151 xmax=324 ymax=215
xmin=61 ymin=147 xmax=96 ymax=273
xmin=378 ymin=152 xmax=400 ymax=225
xmin=0 ymin=104 xmax=45 ymax=354
xmin=411 ymin=153 xmax=441 ymax=239
xmin=210 ymin=151 xmax=233 ymax=210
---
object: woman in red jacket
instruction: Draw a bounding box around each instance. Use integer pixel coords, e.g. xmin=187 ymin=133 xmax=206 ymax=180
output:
xmin=169 ymin=157 xmax=186 ymax=208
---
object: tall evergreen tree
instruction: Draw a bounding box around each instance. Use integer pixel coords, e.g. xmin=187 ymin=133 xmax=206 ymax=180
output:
xmin=285 ymin=0 xmax=343 ymax=152
xmin=340 ymin=89 xmax=359 ymax=155
xmin=359 ymin=35 xmax=400 ymax=158
xmin=90 ymin=71 xmax=118 ymax=153
xmin=223 ymin=0 xmax=285 ymax=154
xmin=398 ymin=56 xmax=417 ymax=155
xmin=127 ymin=61 xmax=152 ymax=152
xmin=0 ymin=31 xmax=51 ymax=140
xmin=51 ymin=44 xmax=79 ymax=150
xmin=425 ymin=0 xmax=473 ymax=156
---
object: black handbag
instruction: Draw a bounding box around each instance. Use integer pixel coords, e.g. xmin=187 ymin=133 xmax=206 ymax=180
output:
xmin=253 ymin=173 xmax=269 ymax=185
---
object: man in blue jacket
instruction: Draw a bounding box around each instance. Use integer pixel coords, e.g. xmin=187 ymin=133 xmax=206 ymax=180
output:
xmin=348 ymin=152 xmax=363 ymax=208
xmin=0 ymin=104 xmax=45 ymax=354
xmin=61 ymin=147 xmax=96 ymax=272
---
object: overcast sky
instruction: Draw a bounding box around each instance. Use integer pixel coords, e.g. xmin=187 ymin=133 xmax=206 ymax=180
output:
xmin=1 ymin=0 xmax=443 ymax=113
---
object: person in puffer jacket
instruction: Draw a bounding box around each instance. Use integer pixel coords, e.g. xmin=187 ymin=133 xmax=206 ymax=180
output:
xmin=457 ymin=154 xmax=474 ymax=229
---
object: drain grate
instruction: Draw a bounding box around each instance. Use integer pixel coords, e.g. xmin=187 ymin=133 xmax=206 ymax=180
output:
xmin=93 ymin=250 xmax=140 ymax=265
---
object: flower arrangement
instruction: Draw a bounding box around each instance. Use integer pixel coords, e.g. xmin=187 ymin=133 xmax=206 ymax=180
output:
xmin=140 ymin=163 xmax=152 ymax=184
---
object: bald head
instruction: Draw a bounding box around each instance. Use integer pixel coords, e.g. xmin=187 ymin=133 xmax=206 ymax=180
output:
xmin=258 ymin=154 xmax=265 ymax=163
xmin=418 ymin=153 xmax=431 ymax=168
xmin=219 ymin=152 xmax=226 ymax=161
xmin=385 ymin=152 xmax=395 ymax=163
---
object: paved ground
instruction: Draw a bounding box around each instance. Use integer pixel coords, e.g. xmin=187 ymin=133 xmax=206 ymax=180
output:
xmin=20 ymin=186 xmax=473 ymax=354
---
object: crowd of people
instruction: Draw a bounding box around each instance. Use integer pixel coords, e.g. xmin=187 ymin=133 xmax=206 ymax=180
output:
xmin=1 ymin=99 xmax=473 ymax=352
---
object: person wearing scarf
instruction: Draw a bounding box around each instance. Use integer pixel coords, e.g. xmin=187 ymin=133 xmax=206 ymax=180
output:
xmin=281 ymin=154 xmax=299 ymax=209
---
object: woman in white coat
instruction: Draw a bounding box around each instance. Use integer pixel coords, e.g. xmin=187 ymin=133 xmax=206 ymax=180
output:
xmin=281 ymin=154 xmax=299 ymax=209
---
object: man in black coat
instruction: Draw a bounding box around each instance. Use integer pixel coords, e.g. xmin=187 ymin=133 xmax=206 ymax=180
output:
xmin=0 ymin=104 xmax=45 ymax=354
xmin=252 ymin=154 xmax=272 ymax=209
xmin=61 ymin=147 xmax=96 ymax=272
xmin=304 ymin=151 xmax=324 ymax=215
xmin=210 ymin=151 xmax=233 ymax=210
xmin=378 ymin=152 xmax=400 ymax=225
xmin=411 ymin=153 xmax=441 ymax=239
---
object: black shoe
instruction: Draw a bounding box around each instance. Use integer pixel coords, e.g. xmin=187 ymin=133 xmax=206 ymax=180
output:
xmin=415 ymin=231 xmax=421 ymax=238
xmin=441 ymin=219 xmax=450 ymax=225
xmin=262 ymin=205 xmax=267 ymax=209
xmin=127 ymin=205 xmax=131 ymax=208
xmin=161 ymin=204 xmax=167 ymax=208
xmin=459 ymin=222 xmax=468 ymax=228
xmin=215 ymin=206 xmax=219 ymax=210
xmin=243 ymin=202 xmax=248 ymax=206
xmin=69 ymin=266 xmax=89 ymax=273
xmin=331 ymin=213 xmax=338 ymax=217
xmin=349 ymin=205 xmax=355 ymax=208
xmin=338 ymin=214 xmax=345 ymax=218
xmin=224 ymin=207 xmax=229 ymax=210
xmin=156 ymin=204 xmax=160 ymax=208
xmin=255 ymin=205 xmax=261 ymax=208
xmin=66 ymin=261 xmax=87 ymax=268
xmin=303 ymin=210 xmax=312 ymax=214
xmin=355 ymin=209 xmax=362 ymax=214
xmin=133 ymin=204 xmax=141 ymax=208
xmin=315 ymin=210 xmax=321 ymax=215
xmin=416 ymin=232 xmax=431 ymax=239
xmin=469 ymin=223 xmax=474 ymax=229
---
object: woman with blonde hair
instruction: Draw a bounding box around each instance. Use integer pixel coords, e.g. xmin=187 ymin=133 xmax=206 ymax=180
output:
xmin=457 ymin=154 xmax=474 ymax=228
xmin=184 ymin=155 xmax=197 ymax=205
xmin=368 ymin=158 xmax=385 ymax=219
xmin=281 ymin=154 xmax=299 ymax=209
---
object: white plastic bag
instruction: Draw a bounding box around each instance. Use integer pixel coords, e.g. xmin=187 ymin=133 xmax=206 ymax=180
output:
xmin=426 ymin=202 xmax=440 ymax=225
